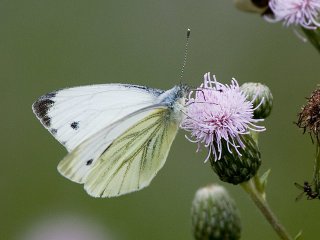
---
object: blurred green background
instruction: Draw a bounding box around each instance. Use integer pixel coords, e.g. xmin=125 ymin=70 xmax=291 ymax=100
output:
xmin=1 ymin=0 xmax=320 ymax=239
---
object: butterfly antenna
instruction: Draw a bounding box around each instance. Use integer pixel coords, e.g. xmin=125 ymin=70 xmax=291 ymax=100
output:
xmin=180 ymin=28 xmax=191 ymax=82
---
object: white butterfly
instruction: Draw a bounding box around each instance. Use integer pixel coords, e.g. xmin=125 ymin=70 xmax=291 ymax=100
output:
xmin=32 ymin=83 xmax=189 ymax=197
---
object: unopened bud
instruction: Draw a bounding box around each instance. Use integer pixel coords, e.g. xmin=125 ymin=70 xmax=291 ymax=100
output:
xmin=241 ymin=82 xmax=273 ymax=119
xmin=191 ymin=184 xmax=241 ymax=240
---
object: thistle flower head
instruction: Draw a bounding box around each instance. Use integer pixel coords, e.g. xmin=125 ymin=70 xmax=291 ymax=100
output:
xmin=297 ymin=87 xmax=320 ymax=142
xmin=181 ymin=73 xmax=265 ymax=162
xmin=267 ymin=0 xmax=320 ymax=29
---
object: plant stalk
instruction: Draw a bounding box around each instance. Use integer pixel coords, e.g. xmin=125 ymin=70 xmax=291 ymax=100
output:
xmin=312 ymin=142 xmax=320 ymax=194
xmin=241 ymin=179 xmax=293 ymax=240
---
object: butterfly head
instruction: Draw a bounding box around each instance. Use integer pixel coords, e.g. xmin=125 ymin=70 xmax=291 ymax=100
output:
xmin=178 ymin=83 xmax=190 ymax=98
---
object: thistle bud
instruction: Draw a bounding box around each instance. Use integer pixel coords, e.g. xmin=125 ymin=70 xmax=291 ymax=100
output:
xmin=191 ymin=184 xmax=241 ymax=240
xmin=241 ymin=82 xmax=273 ymax=119
xmin=210 ymin=134 xmax=261 ymax=185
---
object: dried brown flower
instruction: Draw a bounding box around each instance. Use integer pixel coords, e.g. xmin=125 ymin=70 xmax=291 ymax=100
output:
xmin=297 ymin=88 xmax=320 ymax=142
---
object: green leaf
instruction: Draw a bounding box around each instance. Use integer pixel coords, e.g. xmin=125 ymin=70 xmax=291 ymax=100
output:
xmin=259 ymin=169 xmax=271 ymax=193
xmin=294 ymin=230 xmax=303 ymax=240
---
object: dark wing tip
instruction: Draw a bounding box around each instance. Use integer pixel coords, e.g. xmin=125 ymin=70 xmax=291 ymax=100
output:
xmin=32 ymin=91 xmax=57 ymax=127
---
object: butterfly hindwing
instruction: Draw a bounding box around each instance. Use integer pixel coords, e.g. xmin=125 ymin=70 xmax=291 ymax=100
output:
xmin=86 ymin=107 xmax=180 ymax=197
xmin=58 ymin=106 xmax=180 ymax=197
xmin=57 ymin=106 xmax=159 ymax=184
xmin=32 ymin=84 xmax=164 ymax=152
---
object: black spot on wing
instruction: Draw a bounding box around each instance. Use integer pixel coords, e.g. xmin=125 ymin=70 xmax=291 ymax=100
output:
xmin=86 ymin=159 xmax=93 ymax=166
xmin=32 ymin=91 xmax=56 ymax=127
xmin=70 ymin=121 xmax=79 ymax=130
xmin=51 ymin=128 xmax=58 ymax=135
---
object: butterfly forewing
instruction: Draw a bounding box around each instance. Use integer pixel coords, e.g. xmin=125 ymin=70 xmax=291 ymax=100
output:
xmin=32 ymin=84 xmax=164 ymax=152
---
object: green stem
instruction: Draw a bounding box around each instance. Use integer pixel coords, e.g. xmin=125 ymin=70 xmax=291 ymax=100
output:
xmin=241 ymin=179 xmax=293 ymax=240
xmin=301 ymin=27 xmax=320 ymax=53
xmin=312 ymin=142 xmax=320 ymax=193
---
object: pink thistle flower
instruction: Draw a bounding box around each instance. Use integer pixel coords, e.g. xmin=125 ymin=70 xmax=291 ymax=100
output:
xmin=267 ymin=0 xmax=320 ymax=29
xmin=181 ymin=73 xmax=265 ymax=162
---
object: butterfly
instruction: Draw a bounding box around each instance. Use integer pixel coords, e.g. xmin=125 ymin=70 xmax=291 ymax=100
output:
xmin=32 ymin=83 xmax=189 ymax=197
